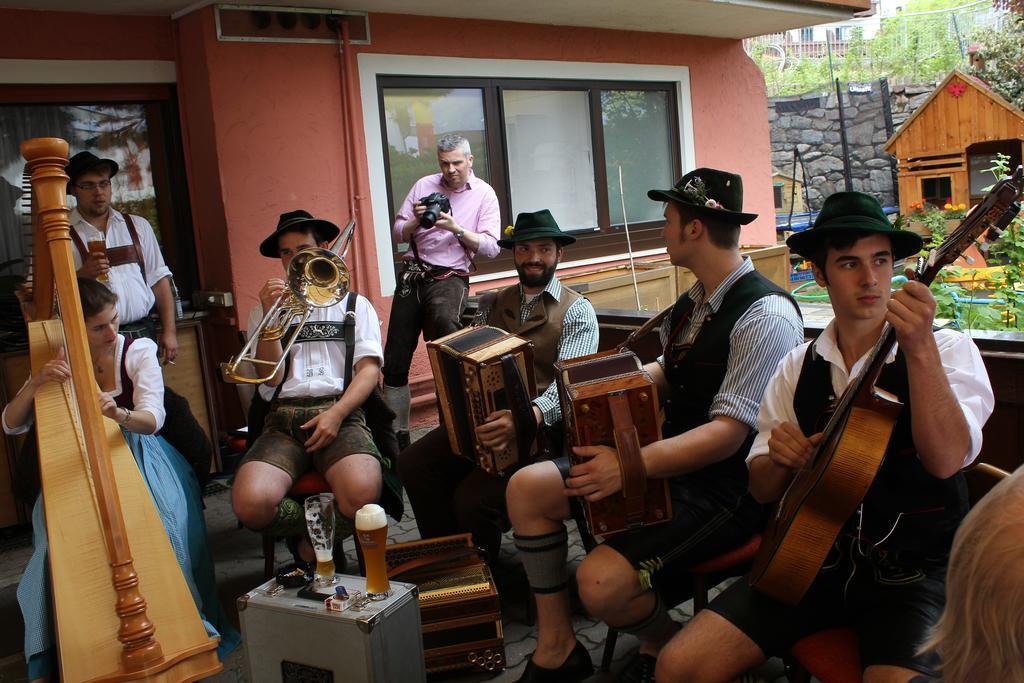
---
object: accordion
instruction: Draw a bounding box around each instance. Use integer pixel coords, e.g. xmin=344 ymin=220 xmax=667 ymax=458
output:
xmin=386 ymin=534 xmax=504 ymax=674
xmin=427 ymin=326 xmax=537 ymax=476
xmin=556 ymin=351 xmax=672 ymax=537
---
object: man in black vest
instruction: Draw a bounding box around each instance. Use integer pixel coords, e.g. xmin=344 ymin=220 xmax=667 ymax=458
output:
xmin=506 ymin=169 xmax=804 ymax=683
xmin=657 ymin=192 xmax=994 ymax=682
xmin=399 ymin=210 xmax=598 ymax=562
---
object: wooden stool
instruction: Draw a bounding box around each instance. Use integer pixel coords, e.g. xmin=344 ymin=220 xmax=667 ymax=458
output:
xmin=788 ymin=627 xmax=861 ymax=683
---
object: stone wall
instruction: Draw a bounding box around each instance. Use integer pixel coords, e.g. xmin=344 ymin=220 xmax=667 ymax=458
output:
xmin=769 ymin=81 xmax=937 ymax=212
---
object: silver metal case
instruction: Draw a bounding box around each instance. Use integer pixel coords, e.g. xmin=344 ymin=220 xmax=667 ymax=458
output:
xmin=238 ymin=575 xmax=425 ymax=682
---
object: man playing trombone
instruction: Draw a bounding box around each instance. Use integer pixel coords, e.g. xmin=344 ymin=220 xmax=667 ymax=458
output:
xmin=231 ymin=210 xmax=402 ymax=562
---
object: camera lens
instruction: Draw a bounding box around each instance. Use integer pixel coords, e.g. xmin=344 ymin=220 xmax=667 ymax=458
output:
xmin=420 ymin=205 xmax=440 ymax=228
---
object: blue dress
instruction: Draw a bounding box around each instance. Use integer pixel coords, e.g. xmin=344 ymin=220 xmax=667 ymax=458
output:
xmin=15 ymin=336 xmax=240 ymax=679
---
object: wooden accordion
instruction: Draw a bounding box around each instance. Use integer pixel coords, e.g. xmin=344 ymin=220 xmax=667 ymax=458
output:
xmin=427 ymin=326 xmax=537 ymax=476
xmin=556 ymin=351 xmax=672 ymax=537
xmin=386 ymin=534 xmax=504 ymax=674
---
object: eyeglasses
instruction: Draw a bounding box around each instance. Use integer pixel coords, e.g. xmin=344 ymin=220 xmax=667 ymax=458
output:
xmin=74 ymin=180 xmax=111 ymax=192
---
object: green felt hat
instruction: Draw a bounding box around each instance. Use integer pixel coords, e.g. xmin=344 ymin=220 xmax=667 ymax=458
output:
xmin=647 ymin=167 xmax=757 ymax=225
xmin=497 ymin=209 xmax=576 ymax=249
xmin=787 ymin=191 xmax=923 ymax=260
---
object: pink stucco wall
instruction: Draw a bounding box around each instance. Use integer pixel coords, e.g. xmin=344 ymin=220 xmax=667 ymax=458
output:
xmin=0 ymin=9 xmax=173 ymax=60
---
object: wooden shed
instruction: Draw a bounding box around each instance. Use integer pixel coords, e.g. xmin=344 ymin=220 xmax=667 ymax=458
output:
xmin=772 ymin=171 xmax=807 ymax=215
xmin=885 ymin=69 xmax=1024 ymax=214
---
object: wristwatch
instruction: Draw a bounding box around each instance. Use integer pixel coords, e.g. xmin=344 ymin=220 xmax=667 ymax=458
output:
xmin=454 ymin=228 xmax=466 ymax=240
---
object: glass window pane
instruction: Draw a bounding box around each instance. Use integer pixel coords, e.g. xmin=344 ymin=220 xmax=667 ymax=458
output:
xmin=503 ymin=90 xmax=597 ymax=232
xmin=1 ymin=103 xmax=157 ymax=279
xmin=602 ymin=90 xmax=674 ymax=226
xmin=382 ymin=87 xmax=488 ymax=221
xmin=921 ymin=176 xmax=952 ymax=209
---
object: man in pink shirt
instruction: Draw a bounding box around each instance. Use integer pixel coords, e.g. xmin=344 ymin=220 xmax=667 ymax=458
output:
xmin=383 ymin=133 xmax=500 ymax=448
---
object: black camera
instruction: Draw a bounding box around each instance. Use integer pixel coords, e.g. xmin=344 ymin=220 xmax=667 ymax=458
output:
xmin=418 ymin=192 xmax=452 ymax=228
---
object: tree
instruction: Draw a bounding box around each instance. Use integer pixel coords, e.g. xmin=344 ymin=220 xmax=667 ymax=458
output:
xmin=972 ymin=13 xmax=1024 ymax=110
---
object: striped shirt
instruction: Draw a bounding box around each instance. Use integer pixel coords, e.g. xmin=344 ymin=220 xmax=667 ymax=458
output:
xmin=520 ymin=277 xmax=599 ymax=425
xmin=658 ymin=258 xmax=804 ymax=430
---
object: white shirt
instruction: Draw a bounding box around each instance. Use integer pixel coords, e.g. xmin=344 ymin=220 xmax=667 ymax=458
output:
xmin=247 ymin=292 xmax=384 ymax=402
xmin=70 ymin=208 xmax=172 ymax=323
xmin=746 ymin=321 xmax=994 ymax=470
xmin=2 ymin=336 xmax=166 ymax=434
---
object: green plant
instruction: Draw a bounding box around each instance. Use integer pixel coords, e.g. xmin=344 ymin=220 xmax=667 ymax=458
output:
xmin=971 ymin=13 xmax=1024 ymax=110
xmin=919 ymin=208 xmax=949 ymax=248
xmin=982 ymin=152 xmax=1024 ymax=329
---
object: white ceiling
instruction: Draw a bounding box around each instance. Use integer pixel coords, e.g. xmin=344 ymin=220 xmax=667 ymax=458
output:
xmin=0 ymin=0 xmax=858 ymax=40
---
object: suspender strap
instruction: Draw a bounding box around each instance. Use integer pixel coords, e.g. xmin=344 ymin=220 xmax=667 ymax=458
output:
xmin=69 ymin=229 xmax=89 ymax=261
xmin=343 ymin=293 xmax=358 ymax=388
xmin=121 ymin=214 xmax=147 ymax=282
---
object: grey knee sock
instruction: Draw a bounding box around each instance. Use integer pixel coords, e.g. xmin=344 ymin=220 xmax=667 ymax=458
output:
xmin=615 ymin=595 xmax=676 ymax=643
xmin=514 ymin=527 xmax=569 ymax=594
xmin=383 ymin=383 xmax=411 ymax=432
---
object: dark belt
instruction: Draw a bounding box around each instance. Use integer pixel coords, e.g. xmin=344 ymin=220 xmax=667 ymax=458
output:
xmin=272 ymin=396 xmax=338 ymax=409
xmin=402 ymin=260 xmax=469 ymax=282
xmin=120 ymin=318 xmax=157 ymax=341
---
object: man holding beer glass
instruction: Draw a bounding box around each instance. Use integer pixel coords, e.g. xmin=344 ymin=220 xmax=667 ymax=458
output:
xmin=65 ymin=151 xmax=180 ymax=364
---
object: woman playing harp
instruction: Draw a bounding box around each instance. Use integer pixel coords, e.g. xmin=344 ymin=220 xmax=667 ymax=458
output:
xmin=4 ymin=279 xmax=239 ymax=681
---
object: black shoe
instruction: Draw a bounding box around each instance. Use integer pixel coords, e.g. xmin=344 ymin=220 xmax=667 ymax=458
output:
xmin=516 ymin=640 xmax=593 ymax=683
xmin=616 ymin=652 xmax=656 ymax=683
xmin=396 ymin=430 xmax=411 ymax=452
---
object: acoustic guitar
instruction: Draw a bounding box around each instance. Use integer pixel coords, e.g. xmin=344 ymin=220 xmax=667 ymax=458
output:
xmin=749 ymin=167 xmax=1023 ymax=606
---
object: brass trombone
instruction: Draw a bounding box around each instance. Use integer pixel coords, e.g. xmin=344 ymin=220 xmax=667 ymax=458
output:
xmin=221 ymin=220 xmax=354 ymax=384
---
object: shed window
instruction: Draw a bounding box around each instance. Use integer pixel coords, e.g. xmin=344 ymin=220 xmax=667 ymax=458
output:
xmin=921 ymin=176 xmax=952 ymax=209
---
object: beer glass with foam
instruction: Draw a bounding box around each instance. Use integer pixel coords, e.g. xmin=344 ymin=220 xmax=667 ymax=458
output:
xmin=355 ymin=503 xmax=390 ymax=600
xmin=86 ymin=230 xmax=109 ymax=282
xmin=303 ymin=493 xmax=338 ymax=586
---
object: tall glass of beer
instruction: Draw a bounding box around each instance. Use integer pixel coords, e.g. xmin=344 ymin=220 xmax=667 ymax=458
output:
xmin=303 ymin=493 xmax=338 ymax=587
xmin=355 ymin=503 xmax=391 ymax=600
xmin=87 ymin=233 xmax=109 ymax=282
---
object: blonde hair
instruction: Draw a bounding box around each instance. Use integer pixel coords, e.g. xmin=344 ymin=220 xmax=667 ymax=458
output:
xmin=920 ymin=465 xmax=1024 ymax=683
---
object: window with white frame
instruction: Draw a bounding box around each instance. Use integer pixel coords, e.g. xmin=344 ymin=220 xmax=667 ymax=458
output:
xmin=378 ymin=76 xmax=681 ymax=275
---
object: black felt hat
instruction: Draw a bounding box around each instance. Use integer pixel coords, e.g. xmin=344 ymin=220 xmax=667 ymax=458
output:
xmin=65 ymin=151 xmax=119 ymax=191
xmin=786 ymin=191 xmax=923 ymax=260
xmin=259 ymin=210 xmax=341 ymax=258
xmin=647 ymin=167 xmax=758 ymax=225
xmin=497 ymin=209 xmax=576 ymax=249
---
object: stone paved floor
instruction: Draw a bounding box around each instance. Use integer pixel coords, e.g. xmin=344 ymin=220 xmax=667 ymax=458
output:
xmin=0 ymin=425 xmax=792 ymax=682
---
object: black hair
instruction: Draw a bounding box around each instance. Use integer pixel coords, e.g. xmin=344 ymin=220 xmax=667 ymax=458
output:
xmin=277 ymin=226 xmax=326 ymax=251
xmin=807 ymin=230 xmax=892 ymax=284
xmin=673 ymin=202 xmax=741 ymax=249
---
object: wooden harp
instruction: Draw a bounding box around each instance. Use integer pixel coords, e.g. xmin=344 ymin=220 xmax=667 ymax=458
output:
xmin=21 ymin=138 xmax=221 ymax=681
